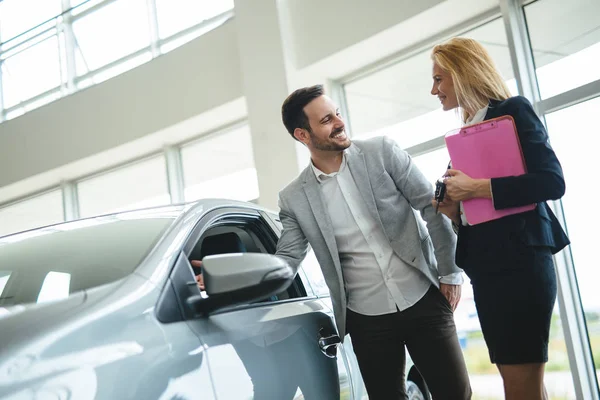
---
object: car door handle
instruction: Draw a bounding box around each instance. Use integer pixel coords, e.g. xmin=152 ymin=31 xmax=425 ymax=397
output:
xmin=318 ymin=329 xmax=341 ymax=358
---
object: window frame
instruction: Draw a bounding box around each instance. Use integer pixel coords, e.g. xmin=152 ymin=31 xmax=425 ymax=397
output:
xmin=162 ymin=207 xmax=313 ymax=323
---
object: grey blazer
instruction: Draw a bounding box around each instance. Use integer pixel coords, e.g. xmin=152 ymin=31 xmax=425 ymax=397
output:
xmin=275 ymin=136 xmax=461 ymax=339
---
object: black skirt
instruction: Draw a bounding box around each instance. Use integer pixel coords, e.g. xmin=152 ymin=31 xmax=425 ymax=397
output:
xmin=463 ymin=244 xmax=557 ymax=364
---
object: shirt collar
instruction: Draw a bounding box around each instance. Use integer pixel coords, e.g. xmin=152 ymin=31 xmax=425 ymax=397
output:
xmin=311 ymin=152 xmax=347 ymax=183
xmin=465 ymin=105 xmax=489 ymax=126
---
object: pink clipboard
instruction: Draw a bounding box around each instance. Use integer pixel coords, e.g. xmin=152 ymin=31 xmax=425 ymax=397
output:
xmin=444 ymin=115 xmax=535 ymax=225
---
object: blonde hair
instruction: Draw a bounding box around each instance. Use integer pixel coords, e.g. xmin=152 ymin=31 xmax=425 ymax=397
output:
xmin=431 ymin=37 xmax=512 ymax=123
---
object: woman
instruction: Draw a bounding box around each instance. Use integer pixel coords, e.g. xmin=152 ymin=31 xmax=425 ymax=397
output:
xmin=430 ymin=37 xmax=570 ymax=400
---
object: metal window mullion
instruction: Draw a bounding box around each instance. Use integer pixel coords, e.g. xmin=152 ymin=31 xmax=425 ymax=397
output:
xmin=61 ymin=181 xmax=80 ymax=221
xmin=0 ymin=19 xmax=4 ymax=123
xmin=499 ymin=0 xmax=540 ymax=107
xmin=146 ymin=0 xmax=160 ymax=58
xmin=62 ymin=0 xmax=78 ymax=93
xmin=3 ymin=86 xmax=61 ymax=114
xmin=406 ymin=136 xmax=446 ymax=158
xmin=327 ymin=79 xmax=352 ymax=137
xmin=164 ymin=146 xmax=185 ymax=204
xmin=501 ymin=0 xmax=600 ymax=398
xmin=71 ymin=0 xmax=119 ymax=22
xmin=552 ymin=209 xmax=600 ymax=400
xmin=0 ymin=61 xmax=5 ymax=123
xmin=538 ymin=78 xmax=600 ymax=115
xmin=156 ymin=9 xmax=234 ymax=50
xmin=73 ymin=46 xmax=150 ymax=85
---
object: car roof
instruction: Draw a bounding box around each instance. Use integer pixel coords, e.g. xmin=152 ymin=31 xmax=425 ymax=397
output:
xmin=0 ymin=198 xmax=276 ymax=242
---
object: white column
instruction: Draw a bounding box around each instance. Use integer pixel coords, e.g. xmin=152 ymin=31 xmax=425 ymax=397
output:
xmin=146 ymin=0 xmax=160 ymax=58
xmin=164 ymin=145 xmax=185 ymax=204
xmin=61 ymin=0 xmax=78 ymax=93
xmin=233 ymin=0 xmax=300 ymax=211
xmin=61 ymin=181 xmax=80 ymax=221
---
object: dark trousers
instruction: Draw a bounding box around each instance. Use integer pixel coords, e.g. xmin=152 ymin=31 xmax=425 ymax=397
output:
xmin=346 ymin=285 xmax=472 ymax=400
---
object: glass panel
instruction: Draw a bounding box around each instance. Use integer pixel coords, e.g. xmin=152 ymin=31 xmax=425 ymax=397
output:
xmin=525 ymin=0 xmax=600 ymax=99
xmin=344 ymin=18 xmax=516 ymax=147
xmin=545 ymin=96 xmax=600 ymax=384
xmin=181 ymin=125 xmax=259 ymax=202
xmin=0 ymin=0 xmax=61 ymax=43
xmin=77 ymin=155 xmax=171 ymax=218
xmin=71 ymin=0 xmax=104 ymax=15
xmin=1 ymin=36 xmax=62 ymax=109
xmin=155 ymin=0 xmax=234 ymax=39
xmin=0 ymin=190 xmax=64 ymax=238
xmin=72 ymin=0 xmax=151 ymax=73
xmin=0 ymin=215 xmax=174 ymax=307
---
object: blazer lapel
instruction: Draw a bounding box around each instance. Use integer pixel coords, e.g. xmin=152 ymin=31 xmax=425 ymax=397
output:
xmin=302 ymin=169 xmax=341 ymax=272
xmin=346 ymin=148 xmax=384 ymax=227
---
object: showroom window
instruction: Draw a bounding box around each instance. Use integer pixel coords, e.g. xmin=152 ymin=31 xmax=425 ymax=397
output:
xmin=344 ymin=18 xmax=517 ymax=149
xmin=0 ymin=0 xmax=234 ymax=119
xmin=155 ymin=0 xmax=234 ymax=39
xmin=544 ymin=96 xmax=600 ymax=378
xmin=77 ymin=154 xmax=171 ymax=218
xmin=181 ymin=124 xmax=259 ymax=202
xmin=525 ymin=0 xmax=600 ymax=388
xmin=0 ymin=189 xmax=64 ymax=237
xmin=0 ymin=0 xmax=61 ymax=42
xmin=525 ymin=0 xmax=600 ymax=100
xmin=72 ymin=0 xmax=151 ymax=74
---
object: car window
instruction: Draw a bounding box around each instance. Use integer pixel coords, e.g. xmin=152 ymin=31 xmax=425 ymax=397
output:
xmin=0 ymin=216 xmax=174 ymax=307
xmin=189 ymin=216 xmax=306 ymax=302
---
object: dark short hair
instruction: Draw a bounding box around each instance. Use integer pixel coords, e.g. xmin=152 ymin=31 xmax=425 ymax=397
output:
xmin=281 ymin=84 xmax=324 ymax=140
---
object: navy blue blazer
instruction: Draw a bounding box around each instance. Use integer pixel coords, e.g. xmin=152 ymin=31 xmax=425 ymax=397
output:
xmin=455 ymin=96 xmax=570 ymax=269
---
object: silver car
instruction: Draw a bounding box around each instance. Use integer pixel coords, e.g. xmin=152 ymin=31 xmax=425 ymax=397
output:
xmin=0 ymin=199 xmax=430 ymax=400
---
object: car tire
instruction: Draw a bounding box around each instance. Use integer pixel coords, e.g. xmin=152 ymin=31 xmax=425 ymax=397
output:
xmin=406 ymin=380 xmax=427 ymax=400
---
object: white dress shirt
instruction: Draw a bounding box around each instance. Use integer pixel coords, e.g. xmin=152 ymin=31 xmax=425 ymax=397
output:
xmin=458 ymin=105 xmax=489 ymax=226
xmin=465 ymin=105 xmax=488 ymax=126
xmin=311 ymin=153 xmax=459 ymax=316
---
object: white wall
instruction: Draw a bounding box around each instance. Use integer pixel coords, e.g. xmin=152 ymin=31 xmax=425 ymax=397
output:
xmin=283 ymin=0 xmax=446 ymax=68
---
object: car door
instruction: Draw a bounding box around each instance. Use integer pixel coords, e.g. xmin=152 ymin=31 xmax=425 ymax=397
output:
xmin=261 ymin=210 xmax=366 ymax=400
xmin=173 ymin=207 xmax=349 ymax=400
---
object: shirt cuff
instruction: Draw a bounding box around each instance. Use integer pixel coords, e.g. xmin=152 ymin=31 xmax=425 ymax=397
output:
xmin=439 ymin=272 xmax=464 ymax=285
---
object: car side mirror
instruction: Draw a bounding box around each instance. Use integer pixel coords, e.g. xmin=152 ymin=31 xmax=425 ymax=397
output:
xmin=187 ymin=253 xmax=294 ymax=315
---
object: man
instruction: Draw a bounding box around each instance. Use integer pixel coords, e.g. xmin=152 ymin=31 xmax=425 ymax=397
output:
xmin=274 ymin=84 xmax=471 ymax=400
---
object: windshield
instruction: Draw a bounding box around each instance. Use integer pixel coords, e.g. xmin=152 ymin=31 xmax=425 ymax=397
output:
xmin=0 ymin=215 xmax=174 ymax=307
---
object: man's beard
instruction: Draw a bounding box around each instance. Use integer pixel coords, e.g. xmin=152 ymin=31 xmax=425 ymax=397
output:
xmin=309 ymin=128 xmax=351 ymax=152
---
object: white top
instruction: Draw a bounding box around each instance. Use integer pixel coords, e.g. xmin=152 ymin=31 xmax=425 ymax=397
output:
xmin=311 ymin=153 xmax=462 ymax=316
xmin=465 ymin=105 xmax=489 ymax=126
xmin=459 ymin=105 xmax=489 ymax=225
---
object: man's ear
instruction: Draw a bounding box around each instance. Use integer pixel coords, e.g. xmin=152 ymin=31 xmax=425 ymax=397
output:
xmin=293 ymin=128 xmax=310 ymax=145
